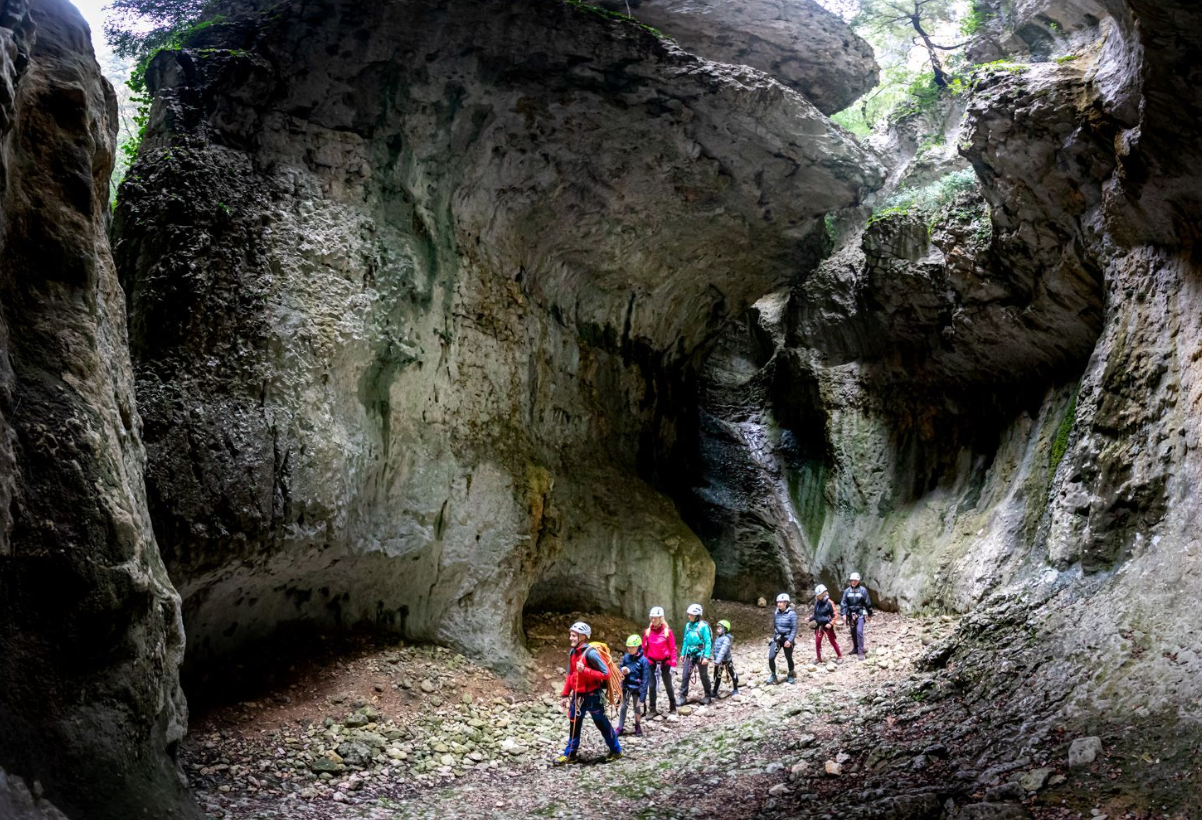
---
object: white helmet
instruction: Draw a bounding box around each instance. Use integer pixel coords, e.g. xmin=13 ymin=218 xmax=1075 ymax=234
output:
xmin=649 ymin=606 xmax=665 ymax=618
xmin=686 ymin=603 xmax=703 ymax=617
xmin=849 ymin=572 xmax=861 ymax=582
xmin=776 ymin=593 xmax=790 ymax=603
xmin=814 ymin=584 xmax=827 ymax=597
xmin=569 ymin=621 xmax=591 ymax=638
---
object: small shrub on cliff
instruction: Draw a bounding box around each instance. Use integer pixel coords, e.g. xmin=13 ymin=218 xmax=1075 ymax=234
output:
xmin=868 ymin=168 xmax=978 ymax=227
xmin=110 ymin=10 xmax=227 ymax=185
xmin=959 ymin=0 xmax=995 ymax=36
xmin=1048 ymin=389 xmax=1078 ymax=480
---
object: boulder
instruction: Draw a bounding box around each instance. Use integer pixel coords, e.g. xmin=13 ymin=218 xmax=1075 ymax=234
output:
xmin=595 ymin=0 xmax=879 ymax=113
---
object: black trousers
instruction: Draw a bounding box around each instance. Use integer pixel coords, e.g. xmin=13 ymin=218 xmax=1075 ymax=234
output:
xmin=768 ymin=635 xmax=794 ymax=676
xmin=647 ymin=659 xmax=676 ymax=712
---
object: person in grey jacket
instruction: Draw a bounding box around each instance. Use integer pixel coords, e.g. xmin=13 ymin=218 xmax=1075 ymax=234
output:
xmin=712 ymin=619 xmax=739 ymax=697
xmin=765 ymin=593 xmax=797 ymax=685
xmin=840 ymin=571 xmax=874 ymax=659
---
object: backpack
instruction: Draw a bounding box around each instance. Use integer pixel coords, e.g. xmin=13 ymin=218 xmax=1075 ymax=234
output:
xmin=585 ymin=642 xmax=623 ymax=709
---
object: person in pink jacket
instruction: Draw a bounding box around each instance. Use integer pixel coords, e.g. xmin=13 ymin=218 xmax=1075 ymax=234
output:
xmin=642 ymin=606 xmax=678 ymax=715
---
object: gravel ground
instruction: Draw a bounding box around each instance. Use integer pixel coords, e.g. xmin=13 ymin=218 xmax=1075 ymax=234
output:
xmin=187 ymin=602 xmax=1191 ymax=820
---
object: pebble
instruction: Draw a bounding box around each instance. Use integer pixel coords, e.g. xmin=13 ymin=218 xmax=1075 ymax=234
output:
xmin=1019 ymin=767 xmax=1054 ymax=792
xmin=824 ymin=760 xmax=842 ymax=776
xmin=768 ymin=783 xmax=789 ymax=796
xmin=420 ymin=680 xmax=437 ymax=694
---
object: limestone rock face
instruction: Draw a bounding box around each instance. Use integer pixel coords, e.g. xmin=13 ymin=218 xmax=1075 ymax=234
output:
xmin=112 ymin=0 xmax=880 ymax=669
xmin=680 ymin=0 xmax=1202 ymax=752
xmin=0 ymin=1 xmax=198 ymax=818
xmin=595 ymin=0 xmax=879 ymax=113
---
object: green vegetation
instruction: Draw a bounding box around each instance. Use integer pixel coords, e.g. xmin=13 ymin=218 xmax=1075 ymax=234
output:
xmin=837 ymin=1 xmax=1036 ymax=137
xmin=959 ymin=0 xmax=995 ymax=37
xmin=867 ymin=168 xmax=978 ymax=227
xmin=105 ymin=0 xmax=212 ymax=63
xmin=1048 ymin=388 xmax=1078 ymax=480
xmin=854 ymin=0 xmax=964 ymax=88
xmin=832 ymin=66 xmax=944 ymax=135
xmin=110 ymin=9 xmax=230 ymax=189
xmin=1055 ymin=53 xmax=1081 ymax=63
xmin=975 ymin=59 xmax=1030 ymax=75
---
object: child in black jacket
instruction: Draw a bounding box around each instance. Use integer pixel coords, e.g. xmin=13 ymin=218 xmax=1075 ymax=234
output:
xmin=618 ymin=634 xmax=651 ymax=736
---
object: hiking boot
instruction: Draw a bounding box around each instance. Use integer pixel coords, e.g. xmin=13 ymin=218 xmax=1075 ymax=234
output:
xmin=701 ymin=696 xmax=712 ymax=705
xmin=634 ymin=726 xmax=644 ymax=737
xmin=605 ymin=750 xmax=623 ymax=762
xmin=615 ymin=727 xmax=624 ymax=737
xmin=764 ymin=675 xmax=778 ymax=685
xmin=836 ymin=657 xmax=844 ymax=665
xmin=786 ymin=676 xmax=796 ymax=685
xmin=553 ymin=755 xmax=579 ymax=766
xmin=731 ymin=688 xmax=740 ymax=696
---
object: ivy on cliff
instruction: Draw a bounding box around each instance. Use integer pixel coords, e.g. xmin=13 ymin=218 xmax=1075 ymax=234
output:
xmin=105 ymin=0 xmax=224 ymax=191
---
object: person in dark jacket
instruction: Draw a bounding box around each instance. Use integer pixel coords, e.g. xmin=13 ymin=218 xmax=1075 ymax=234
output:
xmin=812 ymin=585 xmax=843 ymax=664
xmin=840 ymin=571 xmax=874 ymax=659
xmin=555 ymin=621 xmax=622 ymax=764
xmin=766 ymin=593 xmax=798 ymax=684
xmin=617 ymin=634 xmax=650 ymax=736
xmin=712 ymin=619 xmax=740 ymax=697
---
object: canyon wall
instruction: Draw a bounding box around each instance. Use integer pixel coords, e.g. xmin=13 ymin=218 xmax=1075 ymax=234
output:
xmin=112 ymin=0 xmax=882 ymax=670
xmin=0 ymin=0 xmax=198 ymax=817
xmin=680 ymin=0 xmax=1202 ymax=767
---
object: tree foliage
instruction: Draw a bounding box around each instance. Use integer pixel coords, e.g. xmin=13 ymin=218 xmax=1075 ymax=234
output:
xmin=104 ymin=0 xmax=211 ymax=61
xmin=853 ymin=0 xmax=963 ymax=87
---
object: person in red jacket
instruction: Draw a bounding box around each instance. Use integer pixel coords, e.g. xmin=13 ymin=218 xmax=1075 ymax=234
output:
xmin=555 ymin=621 xmax=622 ymax=764
xmin=642 ymin=606 xmax=678 ymax=715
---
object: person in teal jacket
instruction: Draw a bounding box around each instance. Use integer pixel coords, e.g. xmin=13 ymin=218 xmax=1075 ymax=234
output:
xmin=677 ymin=603 xmax=713 ymax=705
